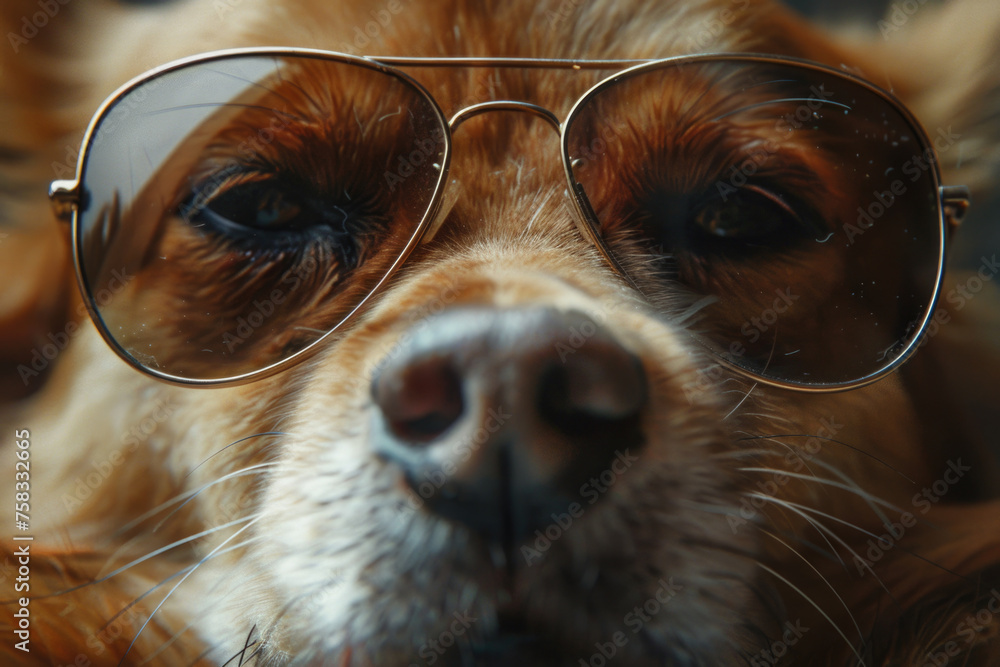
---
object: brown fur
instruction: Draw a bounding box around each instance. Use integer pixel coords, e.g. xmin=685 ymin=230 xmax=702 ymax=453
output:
xmin=1 ymin=0 xmax=999 ymax=665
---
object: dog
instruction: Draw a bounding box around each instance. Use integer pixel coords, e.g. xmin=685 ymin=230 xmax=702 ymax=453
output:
xmin=2 ymin=0 xmax=999 ymax=664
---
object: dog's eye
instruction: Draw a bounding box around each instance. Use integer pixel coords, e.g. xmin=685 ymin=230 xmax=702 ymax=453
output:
xmin=179 ymin=171 xmax=378 ymax=267
xmin=690 ymin=186 xmax=806 ymax=243
xmin=197 ymin=176 xmax=304 ymax=231
xmin=637 ymin=184 xmax=822 ymax=258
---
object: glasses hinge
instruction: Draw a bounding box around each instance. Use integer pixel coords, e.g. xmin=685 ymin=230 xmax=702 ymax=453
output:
xmin=940 ymin=185 xmax=970 ymax=233
xmin=49 ymin=180 xmax=80 ymax=223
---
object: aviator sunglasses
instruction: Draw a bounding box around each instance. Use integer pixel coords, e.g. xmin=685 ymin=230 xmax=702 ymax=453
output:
xmin=49 ymin=49 xmax=970 ymax=390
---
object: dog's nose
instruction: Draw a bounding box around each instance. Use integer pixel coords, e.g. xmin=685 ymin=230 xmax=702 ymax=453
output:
xmin=370 ymin=307 xmax=647 ymax=544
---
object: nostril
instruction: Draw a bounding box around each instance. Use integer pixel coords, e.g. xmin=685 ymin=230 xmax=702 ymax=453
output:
xmin=372 ymin=356 xmax=465 ymax=444
xmin=537 ymin=342 xmax=647 ymax=437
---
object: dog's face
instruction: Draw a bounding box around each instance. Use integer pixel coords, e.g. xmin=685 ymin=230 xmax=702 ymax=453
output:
xmin=4 ymin=0 xmax=1000 ymax=665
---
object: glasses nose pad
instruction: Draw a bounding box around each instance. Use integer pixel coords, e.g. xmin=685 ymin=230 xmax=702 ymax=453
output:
xmin=419 ymin=168 xmax=462 ymax=244
xmin=571 ymin=181 xmax=599 ymax=223
xmin=568 ymin=181 xmax=641 ymax=291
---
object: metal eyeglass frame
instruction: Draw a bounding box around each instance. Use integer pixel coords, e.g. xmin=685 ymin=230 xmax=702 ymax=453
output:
xmin=48 ymin=48 xmax=971 ymax=391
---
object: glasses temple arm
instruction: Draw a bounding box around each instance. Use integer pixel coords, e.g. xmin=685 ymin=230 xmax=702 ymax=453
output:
xmin=940 ymin=185 xmax=970 ymax=237
xmin=49 ymin=179 xmax=80 ymax=223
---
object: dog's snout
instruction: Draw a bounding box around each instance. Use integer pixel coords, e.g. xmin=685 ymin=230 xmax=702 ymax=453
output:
xmin=371 ymin=306 xmax=647 ymax=544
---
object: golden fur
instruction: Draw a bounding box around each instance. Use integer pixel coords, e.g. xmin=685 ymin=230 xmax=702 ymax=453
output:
xmin=1 ymin=0 xmax=999 ymax=665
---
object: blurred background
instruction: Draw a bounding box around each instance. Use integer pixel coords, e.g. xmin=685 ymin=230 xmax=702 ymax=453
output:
xmin=784 ymin=0 xmax=887 ymax=21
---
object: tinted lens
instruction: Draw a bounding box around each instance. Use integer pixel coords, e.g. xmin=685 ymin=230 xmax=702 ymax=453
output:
xmin=75 ymin=54 xmax=447 ymax=382
xmin=565 ymin=58 xmax=943 ymax=387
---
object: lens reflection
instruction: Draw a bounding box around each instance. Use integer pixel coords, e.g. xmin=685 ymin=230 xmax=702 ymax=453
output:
xmin=566 ymin=59 xmax=942 ymax=386
xmin=77 ymin=54 xmax=447 ymax=381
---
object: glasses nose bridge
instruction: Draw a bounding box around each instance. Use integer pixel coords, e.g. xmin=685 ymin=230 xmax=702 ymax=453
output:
xmin=433 ymin=98 xmax=634 ymax=289
xmin=448 ymin=100 xmax=562 ymax=134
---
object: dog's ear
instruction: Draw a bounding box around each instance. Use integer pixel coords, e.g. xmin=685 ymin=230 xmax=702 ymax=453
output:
xmin=832 ymin=0 xmax=1000 ymax=192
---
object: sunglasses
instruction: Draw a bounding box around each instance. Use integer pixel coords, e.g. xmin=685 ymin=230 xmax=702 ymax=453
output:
xmin=49 ymin=48 xmax=969 ymax=390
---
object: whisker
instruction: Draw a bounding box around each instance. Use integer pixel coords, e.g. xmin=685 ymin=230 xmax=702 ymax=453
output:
xmin=119 ymin=518 xmax=263 ymax=666
xmin=755 ymin=561 xmax=868 ymax=666
xmin=735 ymin=433 xmax=916 ymax=484
xmin=116 ymin=462 xmax=276 ymax=536
xmin=723 ymin=382 xmax=757 ymax=421
xmin=153 ymin=463 xmax=277 ymax=532
xmin=755 ymin=495 xmax=897 ymax=545
xmin=256 ymin=571 xmax=347 ymax=655
xmin=737 ymin=468 xmax=903 ymax=514
xmin=758 ymin=325 xmax=780 ymax=378
xmin=757 ymin=494 xmax=972 ymax=584
xmin=219 ymin=624 xmax=260 ymax=666
xmin=670 ymin=294 xmax=719 ymax=326
xmin=138 ymin=537 xmax=266 ymax=666
xmin=758 ymin=530 xmax=866 ymax=645
xmin=745 ymin=493 xmax=896 ymax=599
xmin=747 ymin=491 xmax=848 ymax=569
xmin=28 ymin=517 xmax=260 ymax=604
xmin=783 ymin=457 xmax=896 ymax=528
xmin=187 ymin=433 xmax=286 ymax=477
